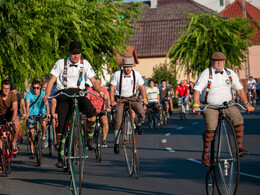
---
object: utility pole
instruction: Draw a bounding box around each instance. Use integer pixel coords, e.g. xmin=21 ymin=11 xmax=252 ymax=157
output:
xmin=242 ymin=0 xmax=250 ymax=84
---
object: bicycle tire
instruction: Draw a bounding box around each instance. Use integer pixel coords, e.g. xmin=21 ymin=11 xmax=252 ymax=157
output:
xmin=69 ymin=107 xmax=85 ymax=195
xmin=206 ymin=170 xmax=215 ymax=195
xmin=214 ymin=116 xmax=240 ymax=195
xmin=48 ymin=125 xmax=54 ymax=156
xmin=148 ymin=111 xmax=154 ymax=130
xmin=123 ymin=111 xmax=135 ymax=177
xmin=2 ymin=139 xmax=11 ymax=176
xmin=95 ymin=126 xmax=102 ymax=162
xmin=36 ymin=133 xmax=42 ymax=166
xmin=133 ymin=151 xmax=139 ymax=179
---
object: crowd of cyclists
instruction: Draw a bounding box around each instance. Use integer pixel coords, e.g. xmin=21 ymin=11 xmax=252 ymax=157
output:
xmin=0 ymin=42 xmax=258 ymax=175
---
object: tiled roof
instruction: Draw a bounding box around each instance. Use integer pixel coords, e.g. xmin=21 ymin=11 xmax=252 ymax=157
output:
xmin=221 ymin=0 xmax=260 ymax=44
xmin=116 ymin=46 xmax=139 ymax=65
xmin=127 ymin=0 xmax=216 ymax=57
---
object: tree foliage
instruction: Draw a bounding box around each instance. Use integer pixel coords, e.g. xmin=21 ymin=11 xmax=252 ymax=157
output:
xmin=167 ymin=13 xmax=258 ymax=78
xmin=0 ymin=0 xmax=142 ymax=91
xmin=151 ymin=62 xmax=177 ymax=89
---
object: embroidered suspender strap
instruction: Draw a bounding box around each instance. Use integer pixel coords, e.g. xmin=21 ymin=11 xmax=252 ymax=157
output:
xmin=205 ymin=67 xmax=213 ymax=104
xmin=132 ymin=70 xmax=136 ymax=95
xmin=119 ymin=70 xmax=123 ymax=97
xmin=119 ymin=70 xmax=136 ymax=97
xmin=224 ymin=67 xmax=234 ymax=97
xmin=77 ymin=59 xmax=84 ymax=88
xmin=63 ymin=58 xmax=68 ymax=89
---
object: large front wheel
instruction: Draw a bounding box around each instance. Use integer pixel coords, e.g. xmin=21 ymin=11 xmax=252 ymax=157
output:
xmin=35 ymin=133 xmax=42 ymax=167
xmin=123 ymin=111 xmax=135 ymax=177
xmin=69 ymin=107 xmax=85 ymax=195
xmin=214 ymin=117 xmax=240 ymax=195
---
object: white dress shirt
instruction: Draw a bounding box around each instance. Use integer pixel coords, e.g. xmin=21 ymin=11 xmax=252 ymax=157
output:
xmin=50 ymin=57 xmax=96 ymax=90
xmin=194 ymin=66 xmax=243 ymax=105
xmin=110 ymin=70 xmax=144 ymax=97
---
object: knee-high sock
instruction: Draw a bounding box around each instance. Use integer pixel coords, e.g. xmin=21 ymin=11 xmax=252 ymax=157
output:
xmin=234 ymin=123 xmax=244 ymax=150
xmin=87 ymin=120 xmax=96 ymax=139
xmin=203 ymin=130 xmax=215 ymax=154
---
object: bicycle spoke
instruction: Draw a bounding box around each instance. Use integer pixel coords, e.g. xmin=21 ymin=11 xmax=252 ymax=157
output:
xmin=123 ymin=111 xmax=134 ymax=177
xmin=215 ymin=117 xmax=239 ymax=195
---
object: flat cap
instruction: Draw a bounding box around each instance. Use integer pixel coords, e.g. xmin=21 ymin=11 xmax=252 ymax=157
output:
xmin=211 ymin=52 xmax=226 ymax=60
xmin=122 ymin=57 xmax=135 ymax=66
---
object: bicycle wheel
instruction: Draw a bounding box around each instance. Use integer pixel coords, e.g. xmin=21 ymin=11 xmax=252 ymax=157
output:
xmin=123 ymin=111 xmax=135 ymax=177
xmin=164 ymin=111 xmax=168 ymax=126
xmin=133 ymin=150 xmax=139 ymax=179
xmin=214 ymin=117 xmax=240 ymax=195
xmin=95 ymin=126 xmax=102 ymax=162
xmin=48 ymin=125 xmax=54 ymax=156
xmin=206 ymin=170 xmax=215 ymax=195
xmin=2 ymin=139 xmax=11 ymax=176
xmin=69 ymin=107 xmax=85 ymax=195
xmin=35 ymin=133 xmax=42 ymax=166
xmin=148 ymin=110 xmax=154 ymax=130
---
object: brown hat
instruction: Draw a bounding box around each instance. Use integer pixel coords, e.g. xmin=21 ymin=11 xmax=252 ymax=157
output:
xmin=211 ymin=52 xmax=226 ymax=60
xmin=122 ymin=57 xmax=135 ymax=66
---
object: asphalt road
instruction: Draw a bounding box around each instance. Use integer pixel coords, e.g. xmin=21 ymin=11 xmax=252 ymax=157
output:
xmin=0 ymin=105 xmax=259 ymax=195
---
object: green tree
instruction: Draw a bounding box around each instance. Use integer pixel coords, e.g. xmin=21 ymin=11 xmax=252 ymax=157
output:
xmin=167 ymin=13 xmax=258 ymax=79
xmin=0 ymin=0 xmax=142 ymax=91
xmin=151 ymin=62 xmax=177 ymax=89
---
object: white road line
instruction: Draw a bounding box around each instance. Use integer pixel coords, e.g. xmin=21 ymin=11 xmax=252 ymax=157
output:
xmin=187 ymin=158 xmax=201 ymax=165
xmin=166 ymin=147 xmax=175 ymax=152
xmin=192 ymin=122 xmax=199 ymax=125
xmin=188 ymin=159 xmax=260 ymax=179
xmin=240 ymin=172 xmax=260 ymax=179
xmin=165 ymin=133 xmax=171 ymax=136
xmin=162 ymin=139 xmax=167 ymax=143
xmin=176 ymin=127 xmax=183 ymax=130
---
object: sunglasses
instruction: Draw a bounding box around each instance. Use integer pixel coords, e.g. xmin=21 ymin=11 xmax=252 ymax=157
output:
xmin=33 ymin=87 xmax=40 ymax=89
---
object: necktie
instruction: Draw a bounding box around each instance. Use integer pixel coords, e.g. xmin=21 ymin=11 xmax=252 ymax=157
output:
xmin=215 ymin=70 xmax=223 ymax=74
xmin=70 ymin=64 xmax=77 ymax=67
xmin=124 ymin=75 xmax=131 ymax=78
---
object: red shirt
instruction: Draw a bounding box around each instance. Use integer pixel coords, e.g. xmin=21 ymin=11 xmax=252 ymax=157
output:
xmin=86 ymin=86 xmax=109 ymax=113
xmin=176 ymin=85 xmax=189 ymax=97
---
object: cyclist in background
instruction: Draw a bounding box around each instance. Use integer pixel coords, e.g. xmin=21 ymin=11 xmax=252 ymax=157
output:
xmin=176 ymin=80 xmax=189 ymax=114
xmin=25 ymin=80 xmax=50 ymax=159
xmin=11 ymin=85 xmax=26 ymax=144
xmin=247 ymin=76 xmax=256 ymax=98
xmin=146 ymin=79 xmax=161 ymax=116
xmin=167 ymin=81 xmax=175 ymax=112
xmin=159 ymin=79 xmax=171 ymax=118
xmin=86 ymin=78 xmax=110 ymax=147
xmin=0 ymin=80 xmax=20 ymax=155
xmin=110 ymin=57 xmax=148 ymax=154
xmin=188 ymin=81 xmax=194 ymax=108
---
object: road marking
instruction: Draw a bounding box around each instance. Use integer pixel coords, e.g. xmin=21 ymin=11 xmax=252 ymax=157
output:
xmin=162 ymin=139 xmax=167 ymax=143
xmin=192 ymin=122 xmax=199 ymax=125
xmin=166 ymin=147 xmax=175 ymax=152
xmin=165 ymin=133 xmax=171 ymax=136
xmin=187 ymin=159 xmax=260 ymax=179
xmin=176 ymin=127 xmax=183 ymax=130
xmin=187 ymin=158 xmax=202 ymax=165
xmin=240 ymin=172 xmax=260 ymax=179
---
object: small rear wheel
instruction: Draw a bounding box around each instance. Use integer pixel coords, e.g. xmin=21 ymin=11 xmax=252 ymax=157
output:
xmin=133 ymin=151 xmax=139 ymax=179
xmin=2 ymin=139 xmax=11 ymax=176
xmin=148 ymin=111 xmax=154 ymax=130
xmin=95 ymin=127 xmax=102 ymax=162
xmin=206 ymin=170 xmax=215 ymax=195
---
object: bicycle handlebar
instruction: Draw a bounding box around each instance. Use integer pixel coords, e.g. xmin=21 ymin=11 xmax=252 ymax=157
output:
xmin=47 ymin=91 xmax=102 ymax=99
xmin=196 ymin=101 xmax=247 ymax=112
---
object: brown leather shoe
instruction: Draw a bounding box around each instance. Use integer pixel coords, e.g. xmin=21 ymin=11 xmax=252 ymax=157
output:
xmin=202 ymin=152 xmax=210 ymax=166
xmin=239 ymin=147 xmax=249 ymax=157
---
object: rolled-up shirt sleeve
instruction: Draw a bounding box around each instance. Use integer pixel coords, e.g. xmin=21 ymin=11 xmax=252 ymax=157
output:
xmin=231 ymin=70 xmax=243 ymax=90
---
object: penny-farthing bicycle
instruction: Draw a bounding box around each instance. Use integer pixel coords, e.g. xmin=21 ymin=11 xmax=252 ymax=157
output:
xmin=198 ymin=102 xmax=247 ymax=195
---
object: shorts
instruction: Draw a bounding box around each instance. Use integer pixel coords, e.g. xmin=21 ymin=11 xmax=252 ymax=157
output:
xmin=203 ymin=105 xmax=243 ymax=130
xmin=178 ymin=97 xmax=188 ymax=107
xmin=27 ymin=115 xmax=46 ymax=128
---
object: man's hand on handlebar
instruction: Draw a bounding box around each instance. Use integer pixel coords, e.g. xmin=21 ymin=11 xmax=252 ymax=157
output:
xmin=245 ymin=104 xmax=255 ymax=113
xmin=111 ymin=101 xmax=118 ymax=106
xmin=193 ymin=107 xmax=201 ymax=115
